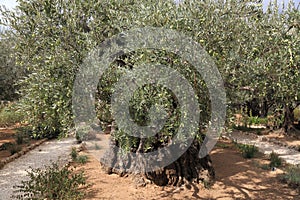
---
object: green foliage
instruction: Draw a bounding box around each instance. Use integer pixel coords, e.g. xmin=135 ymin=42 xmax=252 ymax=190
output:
xmin=1 ymin=0 xmax=93 ymax=138
xmin=9 ymin=143 xmax=22 ymax=155
xmin=261 ymin=164 xmax=271 ymax=170
xmin=70 ymin=147 xmax=78 ymax=161
xmin=269 ymin=151 xmax=282 ymax=168
xmin=247 ymin=116 xmax=268 ymax=126
xmin=12 ymin=162 xmax=87 ymax=200
xmin=216 ymin=143 xmax=230 ymax=149
xmin=0 ymin=141 xmax=22 ymax=155
xmin=77 ymin=155 xmax=88 ymax=164
xmin=70 ymin=147 xmax=88 ymax=164
xmin=281 ymin=165 xmax=300 ymax=189
xmin=0 ymin=31 xmax=24 ymax=101
xmin=0 ymin=142 xmax=14 ymax=151
xmin=236 ymin=144 xmax=259 ymax=159
xmin=15 ymin=132 xmax=25 ymax=145
xmin=0 ymin=0 xmax=299 ymax=140
xmin=94 ymin=143 xmax=101 ymax=150
xmin=0 ymin=104 xmax=24 ymax=127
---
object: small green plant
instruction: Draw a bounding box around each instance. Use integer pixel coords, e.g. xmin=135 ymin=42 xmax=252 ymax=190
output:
xmin=0 ymin=142 xmax=14 ymax=150
xmin=269 ymin=152 xmax=282 ymax=168
xmin=253 ymin=161 xmax=270 ymax=170
xmin=203 ymin=179 xmax=212 ymax=189
xmin=70 ymin=147 xmax=88 ymax=164
xmin=94 ymin=143 xmax=101 ymax=150
xmin=71 ymin=147 xmax=78 ymax=161
xmin=0 ymin=104 xmax=24 ymax=127
xmin=216 ymin=143 xmax=230 ymax=149
xmin=261 ymin=164 xmax=270 ymax=170
xmin=12 ymin=162 xmax=87 ymax=200
xmin=15 ymin=133 xmax=25 ymax=145
xmin=280 ymin=165 xmax=300 ymax=189
xmin=77 ymin=155 xmax=88 ymax=164
xmin=9 ymin=143 xmax=22 ymax=155
xmin=237 ymin=144 xmax=258 ymax=159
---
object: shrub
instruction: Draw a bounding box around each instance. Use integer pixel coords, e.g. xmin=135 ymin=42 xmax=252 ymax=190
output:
xmin=12 ymin=162 xmax=87 ymax=200
xmin=0 ymin=104 xmax=24 ymax=127
xmin=9 ymin=143 xmax=22 ymax=155
xmin=269 ymin=152 xmax=282 ymax=168
xmin=237 ymin=144 xmax=259 ymax=159
xmin=15 ymin=133 xmax=25 ymax=145
xmin=281 ymin=165 xmax=300 ymax=189
xmin=71 ymin=147 xmax=78 ymax=161
xmin=94 ymin=143 xmax=101 ymax=150
xmin=71 ymin=147 xmax=88 ymax=164
xmin=77 ymin=155 xmax=88 ymax=164
xmin=0 ymin=142 xmax=14 ymax=151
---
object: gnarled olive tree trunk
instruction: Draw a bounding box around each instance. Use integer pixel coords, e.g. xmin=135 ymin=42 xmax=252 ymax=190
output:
xmin=100 ymin=133 xmax=215 ymax=187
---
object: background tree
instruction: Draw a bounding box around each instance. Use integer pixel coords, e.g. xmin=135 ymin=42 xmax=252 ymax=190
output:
xmin=0 ymin=30 xmax=24 ymax=101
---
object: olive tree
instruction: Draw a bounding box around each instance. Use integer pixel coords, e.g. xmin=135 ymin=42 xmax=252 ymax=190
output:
xmin=1 ymin=0 xmax=299 ymax=187
xmin=0 ymin=30 xmax=23 ymax=101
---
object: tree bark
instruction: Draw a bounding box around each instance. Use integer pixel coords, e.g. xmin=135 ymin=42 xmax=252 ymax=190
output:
xmin=145 ymin=141 xmax=214 ymax=186
xmin=100 ymin=138 xmax=215 ymax=187
xmin=283 ymin=104 xmax=295 ymax=133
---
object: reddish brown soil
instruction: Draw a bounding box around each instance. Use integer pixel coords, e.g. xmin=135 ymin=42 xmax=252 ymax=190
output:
xmin=0 ymin=127 xmax=42 ymax=161
xmin=73 ymin=140 xmax=300 ymax=200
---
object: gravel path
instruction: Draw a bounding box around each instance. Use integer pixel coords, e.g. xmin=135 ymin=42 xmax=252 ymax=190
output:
xmin=0 ymin=137 xmax=77 ymax=200
xmin=226 ymin=131 xmax=300 ymax=165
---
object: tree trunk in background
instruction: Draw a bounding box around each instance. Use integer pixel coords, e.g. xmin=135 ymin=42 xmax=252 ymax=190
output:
xmin=246 ymin=98 xmax=260 ymax=116
xmin=283 ymin=104 xmax=295 ymax=133
xmin=260 ymin=99 xmax=269 ymax=118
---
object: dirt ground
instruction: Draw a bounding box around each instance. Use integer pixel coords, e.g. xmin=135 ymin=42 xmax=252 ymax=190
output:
xmin=74 ymin=140 xmax=300 ymax=200
xmin=0 ymin=126 xmax=41 ymax=161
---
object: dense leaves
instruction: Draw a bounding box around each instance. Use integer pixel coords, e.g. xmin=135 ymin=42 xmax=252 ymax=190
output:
xmin=0 ymin=0 xmax=299 ymax=140
xmin=0 ymin=31 xmax=24 ymax=101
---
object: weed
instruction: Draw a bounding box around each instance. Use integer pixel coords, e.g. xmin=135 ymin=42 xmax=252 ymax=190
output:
xmin=0 ymin=104 xmax=24 ymax=127
xmin=77 ymin=155 xmax=88 ymax=164
xmin=269 ymin=152 xmax=282 ymax=168
xmin=261 ymin=164 xmax=270 ymax=170
xmin=0 ymin=142 xmax=14 ymax=150
xmin=71 ymin=147 xmax=78 ymax=161
xmin=203 ymin=180 xmax=212 ymax=189
xmin=9 ymin=143 xmax=22 ymax=155
xmin=70 ymin=147 xmax=88 ymax=164
xmin=280 ymin=165 xmax=300 ymax=189
xmin=15 ymin=133 xmax=25 ymax=145
xmin=94 ymin=143 xmax=101 ymax=150
xmin=216 ymin=143 xmax=230 ymax=149
xmin=236 ymin=144 xmax=258 ymax=159
xmin=12 ymin=162 xmax=87 ymax=200
xmin=253 ymin=160 xmax=271 ymax=170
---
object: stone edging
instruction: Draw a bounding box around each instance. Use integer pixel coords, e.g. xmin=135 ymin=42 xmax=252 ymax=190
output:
xmin=0 ymin=138 xmax=48 ymax=169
